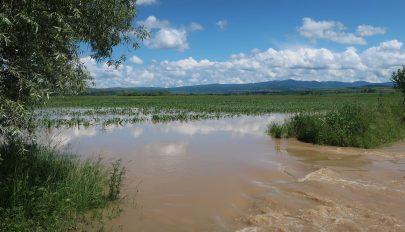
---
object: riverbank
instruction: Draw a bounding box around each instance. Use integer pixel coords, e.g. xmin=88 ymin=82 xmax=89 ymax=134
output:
xmin=0 ymin=143 xmax=124 ymax=231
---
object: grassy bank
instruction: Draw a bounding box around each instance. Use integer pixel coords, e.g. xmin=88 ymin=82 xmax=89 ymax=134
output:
xmin=268 ymin=104 xmax=405 ymax=148
xmin=0 ymin=143 xmax=125 ymax=231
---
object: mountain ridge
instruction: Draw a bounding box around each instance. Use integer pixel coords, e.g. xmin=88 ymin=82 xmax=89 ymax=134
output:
xmin=89 ymin=79 xmax=393 ymax=94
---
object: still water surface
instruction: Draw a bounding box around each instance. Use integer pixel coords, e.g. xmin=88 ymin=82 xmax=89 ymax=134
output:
xmin=41 ymin=115 xmax=405 ymax=231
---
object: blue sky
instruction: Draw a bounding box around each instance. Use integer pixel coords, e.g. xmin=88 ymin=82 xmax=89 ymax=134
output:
xmin=83 ymin=0 xmax=405 ymax=88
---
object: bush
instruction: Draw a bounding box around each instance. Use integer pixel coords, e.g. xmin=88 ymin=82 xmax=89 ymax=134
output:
xmin=0 ymin=143 xmax=125 ymax=231
xmin=289 ymin=113 xmax=323 ymax=143
xmin=268 ymin=124 xmax=284 ymax=138
xmin=267 ymin=122 xmax=294 ymax=139
xmin=269 ymin=104 xmax=405 ymax=148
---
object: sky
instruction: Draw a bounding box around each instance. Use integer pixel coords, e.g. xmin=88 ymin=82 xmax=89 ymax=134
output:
xmin=82 ymin=0 xmax=405 ymax=88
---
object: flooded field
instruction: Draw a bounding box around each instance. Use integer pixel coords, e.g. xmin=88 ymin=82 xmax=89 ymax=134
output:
xmin=39 ymin=115 xmax=405 ymax=232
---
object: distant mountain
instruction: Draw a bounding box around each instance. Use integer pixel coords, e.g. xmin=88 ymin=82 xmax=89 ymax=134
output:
xmin=87 ymin=79 xmax=393 ymax=95
xmin=167 ymin=80 xmax=393 ymax=94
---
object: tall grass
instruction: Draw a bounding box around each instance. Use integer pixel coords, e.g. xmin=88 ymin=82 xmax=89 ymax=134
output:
xmin=268 ymin=104 xmax=405 ymax=148
xmin=0 ymin=143 xmax=125 ymax=231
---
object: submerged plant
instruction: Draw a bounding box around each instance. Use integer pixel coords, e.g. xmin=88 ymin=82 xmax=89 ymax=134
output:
xmin=108 ymin=159 xmax=126 ymax=201
xmin=268 ymin=123 xmax=288 ymax=138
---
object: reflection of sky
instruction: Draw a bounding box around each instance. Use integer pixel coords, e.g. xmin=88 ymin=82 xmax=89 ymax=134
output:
xmin=40 ymin=114 xmax=289 ymax=154
xmin=132 ymin=114 xmax=288 ymax=138
xmin=39 ymin=127 xmax=97 ymax=146
xmin=132 ymin=127 xmax=144 ymax=138
xmin=144 ymin=141 xmax=188 ymax=156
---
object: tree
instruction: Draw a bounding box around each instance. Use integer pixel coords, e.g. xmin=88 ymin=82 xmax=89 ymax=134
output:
xmin=391 ymin=65 xmax=405 ymax=104
xmin=0 ymin=0 xmax=148 ymax=141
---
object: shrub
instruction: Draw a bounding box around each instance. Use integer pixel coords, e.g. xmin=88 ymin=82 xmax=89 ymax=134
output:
xmin=268 ymin=123 xmax=285 ymax=138
xmin=269 ymin=104 xmax=405 ymax=148
xmin=289 ymin=113 xmax=323 ymax=143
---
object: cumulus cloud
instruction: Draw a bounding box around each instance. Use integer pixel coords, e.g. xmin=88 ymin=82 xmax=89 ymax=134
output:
xmin=81 ymin=40 xmax=405 ymax=87
xmin=357 ymin=25 xmax=387 ymax=36
xmin=298 ymin=17 xmax=367 ymax=45
xmin=361 ymin=40 xmax=404 ymax=69
xmin=216 ymin=20 xmax=228 ymax=30
xmin=136 ymin=0 xmax=158 ymax=5
xmin=139 ymin=16 xmax=201 ymax=52
xmin=130 ymin=55 xmax=143 ymax=65
xmin=145 ymin=27 xmax=189 ymax=51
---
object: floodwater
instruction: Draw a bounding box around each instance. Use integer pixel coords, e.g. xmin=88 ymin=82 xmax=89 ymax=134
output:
xmin=40 ymin=115 xmax=405 ymax=232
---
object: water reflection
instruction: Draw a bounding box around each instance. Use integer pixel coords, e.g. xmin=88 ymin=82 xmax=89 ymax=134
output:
xmin=37 ymin=114 xmax=400 ymax=232
xmin=39 ymin=115 xmax=295 ymax=232
xmin=144 ymin=141 xmax=188 ymax=156
xmin=42 ymin=126 xmax=97 ymax=146
xmin=153 ymin=114 xmax=286 ymax=137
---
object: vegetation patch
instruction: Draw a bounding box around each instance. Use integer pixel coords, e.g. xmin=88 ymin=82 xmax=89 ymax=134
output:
xmin=268 ymin=104 xmax=405 ymax=148
xmin=0 ymin=144 xmax=125 ymax=231
xmin=35 ymin=93 xmax=402 ymax=127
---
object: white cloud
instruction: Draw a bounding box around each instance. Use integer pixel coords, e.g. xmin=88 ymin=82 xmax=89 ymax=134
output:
xmin=373 ymin=40 xmax=402 ymax=50
xmin=357 ymin=25 xmax=387 ymax=36
xmin=188 ymin=22 xmax=203 ymax=32
xmin=361 ymin=40 xmax=405 ymax=69
xmin=139 ymin=16 xmax=201 ymax=52
xmin=82 ymin=40 xmax=405 ymax=87
xmin=140 ymin=16 xmax=170 ymax=29
xmin=136 ymin=0 xmax=158 ymax=5
xmin=130 ymin=55 xmax=143 ymax=65
xmin=216 ymin=20 xmax=228 ymax=30
xmin=298 ymin=17 xmax=366 ymax=45
xmin=145 ymin=27 xmax=189 ymax=51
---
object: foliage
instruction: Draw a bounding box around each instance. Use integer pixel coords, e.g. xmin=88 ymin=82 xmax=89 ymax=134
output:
xmin=0 ymin=0 xmax=148 ymax=141
xmin=391 ymin=65 xmax=405 ymax=103
xmin=267 ymin=123 xmax=289 ymax=138
xmin=108 ymin=159 xmax=126 ymax=201
xmin=0 ymin=143 xmax=125 ymax=231
xmin=269 ymin=104 xmax=405 ymax=148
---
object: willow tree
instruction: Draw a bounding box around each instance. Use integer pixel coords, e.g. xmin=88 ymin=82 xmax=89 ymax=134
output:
xmin=0 ymin=0 xmax=148 ymax=140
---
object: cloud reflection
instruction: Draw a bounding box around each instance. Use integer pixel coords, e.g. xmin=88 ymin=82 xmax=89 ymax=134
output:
xmin=156 ymin=115 xmax=288 ymax=137
xmin=42 ymin=127 xmax=97 ymax=146
xmin=144 ymin=141 xmax=188 ymax=156
xmin=132 ymin=127 xmax=144 ymax=138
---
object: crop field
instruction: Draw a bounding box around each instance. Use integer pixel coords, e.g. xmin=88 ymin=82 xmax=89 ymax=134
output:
xmin=36 ymin=93 xmax=402 ymax=127
xmin=44 ymin=93 xmax=401 ymax=112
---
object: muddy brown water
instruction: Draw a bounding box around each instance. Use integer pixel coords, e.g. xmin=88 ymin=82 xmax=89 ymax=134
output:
xmin=40 ymin=115 xmax=405 ymax=232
